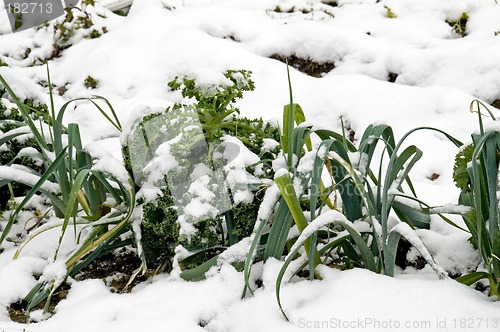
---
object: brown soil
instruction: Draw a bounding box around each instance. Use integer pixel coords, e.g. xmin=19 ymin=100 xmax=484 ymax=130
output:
xmin=491 ymin=99 xmax=500 ymax=109
xmin=321 ymin=0 xmax=338 ymax=7
xmin=270 ymin=54 xmax=335 ymax=78
xmin=8 ymin=249 xmax=152 ymax=323
xmin=388 ymin=72 xmax=398 ymax=83
xmin=395 ymin=238 xmax=427 ymax=270
xmin=8 ymin=285 xmax=69 ymax=324
xmin=75 ymin=249 xmax=154 ymax=292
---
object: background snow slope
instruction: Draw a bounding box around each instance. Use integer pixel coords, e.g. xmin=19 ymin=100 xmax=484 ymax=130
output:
xmin=1 ymin=0 xmax=500 ymax=331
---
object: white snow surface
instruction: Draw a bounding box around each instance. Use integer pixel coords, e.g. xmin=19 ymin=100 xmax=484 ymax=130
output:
xmin=1 ymin=0 xmax=500 ymax=330
xmin=0 ymin=166 xmax=60 ymax=194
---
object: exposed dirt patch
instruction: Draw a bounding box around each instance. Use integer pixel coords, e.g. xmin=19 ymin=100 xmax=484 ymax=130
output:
xmin=8 ymin=285 xmax=69 ymax=324
xmin=57 ymin=84 xmax=69 ymax=96
xmin=396 ymin=238 xmax=427 ymax=270
xmin=74 ymin=248 xmax=153 ymax=292
xmin=491 ymin=99 xmax=500 ymax=109
xmin=270 ymin=54 xmax=335 ymax=78
xmin=388 ymin=72 xmax=398 ymax=83
xmin=223 ymin=34 xmax=240 ymax=42
xmin=474 ymin=281 xmax=489 ymax=293
xmin=321 ymin=0 xmax=338 ymax=7
xmin=345 ymin=125 xmax=356 ymax=142
xmin=8 ymin=301 xmax=29 ymax=324
xmin=7 ymin=249 xmax=152 ymax=323
xmin=427 ymin=173 xmax=440 ymax=181
xmin=74 ymin=249 xmax=142 ymax=281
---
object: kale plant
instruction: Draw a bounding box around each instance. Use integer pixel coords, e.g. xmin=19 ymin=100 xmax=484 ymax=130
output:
xmin=51 ymin=1 xmax=108 ymax=59
xmin=122 ymin=70 xmax=280 ymax=271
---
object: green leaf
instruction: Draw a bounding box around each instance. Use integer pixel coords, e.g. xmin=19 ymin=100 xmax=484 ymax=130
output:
xmin=263 ymin=199 xmax=293 ymax=260
xmin=275 ymin=212 xmax=375 ymax=320
xmin=283 ymin=63 xmax=295 ymax=168
xmin=180 ymin=256 xmax=219 ymax=281
xmin=384 ymin=231 xmax=402 ymax=277
xmin=243 ymin=185 xmax=281 ymax=297
xmin=0 ymin=75 xmax=49 ymax=151
xmin=0 ymin=147 xmax=67 ymax=246
xmin=392 ymin=200 xmax=431 ymax=229
xmin=328 ymin=140 xmax=364 ymax=221
xmin=0 ymin=128 xmax=31 ymax=146
xmin=456 ymin=271 xmax=492 ymax=286
xmin=54 ymin=169 xmax=91 ymax=260
xmin=453 ymin=144 xmax=474 ymax=191
xmin=275 ymin=172 xmax=320 ymax=267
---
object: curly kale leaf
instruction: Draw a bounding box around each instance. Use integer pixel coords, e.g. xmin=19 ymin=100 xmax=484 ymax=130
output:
xmin=128 ymin=69 xmax=279 ymax=269
xmin=141 ymin=187 xmax=179 ymax=268
xmin=167 ymin=69 xmax=255 ymax=113
xmin=453 ymin=144 xmax=474 ymax=192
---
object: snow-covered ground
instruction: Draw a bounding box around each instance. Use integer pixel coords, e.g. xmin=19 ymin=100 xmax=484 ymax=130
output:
xmin=1 ymin=0 xmax=500 ymax=331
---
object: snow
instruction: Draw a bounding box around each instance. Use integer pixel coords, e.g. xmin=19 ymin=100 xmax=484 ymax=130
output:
xmin=274 ymin=168 xmax=290 ymax=179
xmin=430 ymin=203 xmax=472 ymax=214
xmin=1 ymin=0 xmax=500 ymax=330
xmin=390 ymin=222 xmax=448 ymax=279
xmin=2 ymin=257 xmax=495 ymax=332
xmin=86 ymin=143 xmax=132 ymax=189
xmin=296 ymin=150 xmax=317 ymax=175
xmin=287 ymin=210 xmax=349 ymax=257
xmin=415 ymin=229 xmax=481 ymax=276
xmin=0 ymin=166 xmax=60 ymax=193
xmin=39 ymin=261 xmax=67 ymax=288
xmin=262 ymin=138 xmax=280 ymax=152
xmin=214 ymin=237 xmax=251 ymax=267
xmin=12 ymin=147 xmax=44 ymax=167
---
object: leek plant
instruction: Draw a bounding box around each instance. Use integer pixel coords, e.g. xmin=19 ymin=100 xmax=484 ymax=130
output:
xmin=455 ymin=101 xmax=500 ymax=297
xmin=0 ymin=67 xmax=139 ymax=313
xmin=242 ymin=66 xmax=466 ymax=319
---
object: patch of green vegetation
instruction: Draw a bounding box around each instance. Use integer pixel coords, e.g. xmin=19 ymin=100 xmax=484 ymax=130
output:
xmin=51 ymin=5 xmax=107 ymax=59
xmin=0 ymin=98 xmax=50 ymax=210
xmin=84 ymin=75 xmax=99 ymax=89
xmin=1 ymin=70 xmax=135 ymax=313
xmin=231 ymin=199 xmax=261 ymax=239
xmin=384 ymin=6 xmax=397 ymax=19
xmin=113 ymin=9 xmax=128 ymax=16
xmin=447 ymin=12 xmax=468 ymax=37
xmin=123 ymin=70 xmax=280 ymax=270
xmin=14 ymin=13 xmax=23 ymax=31
xmin=165 ymin=69 xmax=280 ymax=157
xmin=453 ymin=144 xmax=474 ymax=192
xmin=140 ymin=187 xmax=179 ymax=269
xmin=454 ymin=101 xmax=500 ymax=296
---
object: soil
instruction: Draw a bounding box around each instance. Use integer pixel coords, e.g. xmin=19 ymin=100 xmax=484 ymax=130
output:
xmin=74 ymin=248 xmax=143 ymax=282
xmin=8 ymin=285 xmax=69 ymax=324
xmin=270 ymin=54 xmax=335 ymax=78
xmin=321 ymin=0 xmax=338 ymax=7
xmin=7 ymin=248 xmax=153 ymax=323
xmin=388 ymin=72 xmax=398 ymax=83
xmin=427 ymin=173 xmax=440 ymax=181
xmin=395 ymin=238 xmax=427 ymax=270
xmin=491 ymin=99 xmax=500 ymax=110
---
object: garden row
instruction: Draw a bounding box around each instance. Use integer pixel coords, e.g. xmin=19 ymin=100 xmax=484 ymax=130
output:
xmin=0 ymin=63 xmax=499 ymax=320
